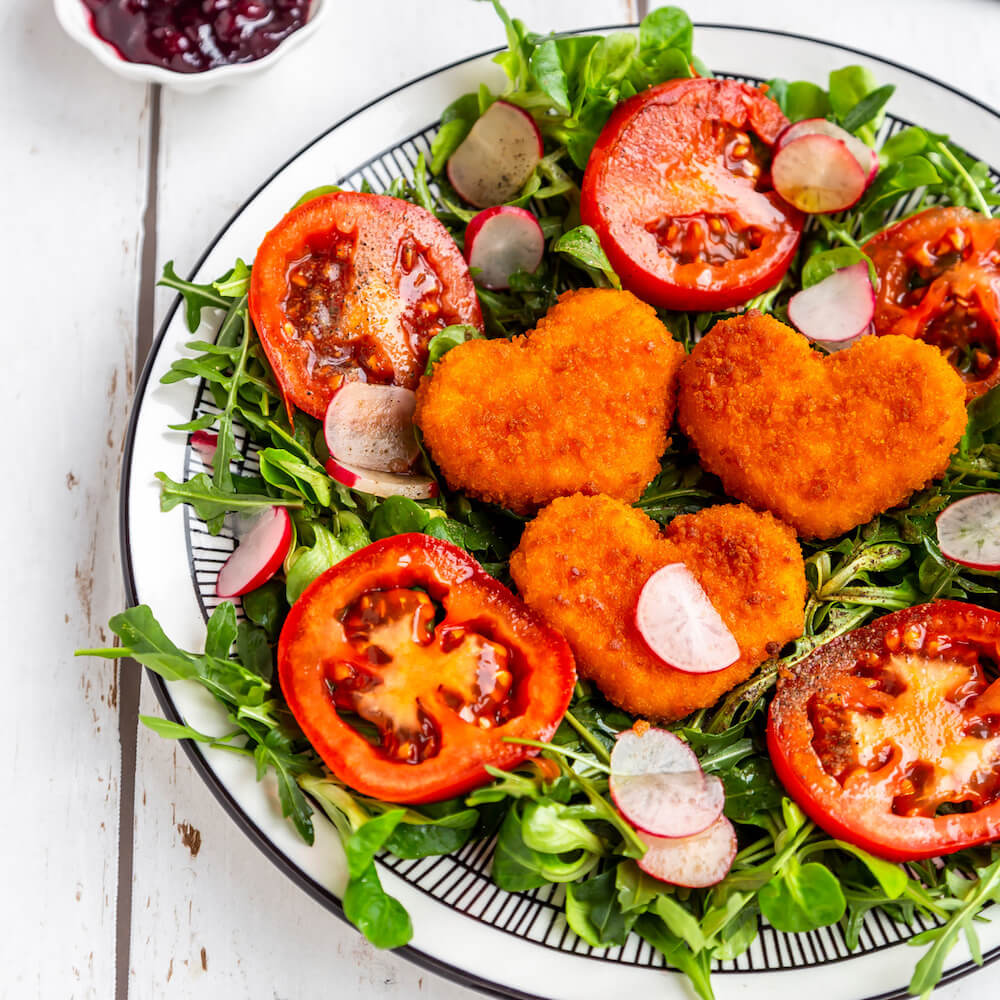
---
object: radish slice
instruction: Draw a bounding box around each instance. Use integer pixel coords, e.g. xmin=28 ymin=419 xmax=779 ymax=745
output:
xmin=324 ymin=382 xmax=419 ymax=473
xmin=772 ymin=133 xmax=868 ymax=213
xmin=787 ymin=262 xmax=875 ymax=345
xmin=936 ymin=493 xmax=1000 ymax=570
xmin=325 ymin=457 xmax=437 ymax=500
xmin=776 ymin=118 xmax=879 ymax=185
xmin=637 ymin=815 xmax=737 ymax=888
xmin=465 ymin=206 xmax=545 ymax=290
xmin=609 ymin=728 xmax=725 ymax=838
xmin=447 ymin=100 xmax=543 ymax=208
xmin=191 ymin=430 xmax=218 ymax=468
xmin=635 ymin=564 xmax=740 ymax=674
xmin=216 ymin=507 xmax=292 ymax=598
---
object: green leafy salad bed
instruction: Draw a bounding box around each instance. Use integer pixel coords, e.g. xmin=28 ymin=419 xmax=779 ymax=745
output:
xmin=79 ymin=4 xmax=1000 ymax=997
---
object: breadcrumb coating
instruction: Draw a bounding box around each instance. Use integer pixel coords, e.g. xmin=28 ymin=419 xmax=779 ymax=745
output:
xmin=415 ymin=288 xmax=686 ymax=514
xmin=677 ymin=313 xmax=968 ymax=539
xmin=509 ymin=495 xmax=806 ymax=720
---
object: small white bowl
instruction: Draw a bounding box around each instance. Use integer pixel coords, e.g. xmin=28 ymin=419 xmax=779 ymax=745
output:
xmin=54 ymin=0 xmax=328 ymax=93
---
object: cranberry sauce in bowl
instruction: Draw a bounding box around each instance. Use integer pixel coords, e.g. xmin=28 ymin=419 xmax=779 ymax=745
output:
xmin=82 ymin=0 xmax=312 ymax=73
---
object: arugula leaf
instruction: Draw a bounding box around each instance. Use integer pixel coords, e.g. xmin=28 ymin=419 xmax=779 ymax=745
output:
xmin=213 ymin=258 xmax=251 ymax=298
xmin=156 ymin=471 xmax=298 ymax=535
xmin=258 ymin=447 xmax=333 ymax=507
xmin=159 ymin=260 xmax=229 ymax=332
xmin=908 ymin=858 xmax=1000 ymax=999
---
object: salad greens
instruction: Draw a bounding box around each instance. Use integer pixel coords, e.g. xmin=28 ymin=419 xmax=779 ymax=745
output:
xmin=79 ymin=3 xmax=1000 ymax=997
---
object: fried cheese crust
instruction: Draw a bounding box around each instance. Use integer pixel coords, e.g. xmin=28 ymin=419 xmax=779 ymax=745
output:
xmin=415 ymin=288 xmax=686 ymax=514
xmin=677 ymin=313 xmax=968 ymax=539
xmin=509 ymin=494 xmax=806 ymax=720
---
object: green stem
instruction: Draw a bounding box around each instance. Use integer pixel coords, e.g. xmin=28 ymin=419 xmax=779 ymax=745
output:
xmin=936 ymin=140 xmax=993 ymax=217
xmin=502 ymin=736 xmax=611 ymax=774
xmin=562 ymin=708 xmax=613 ymax=765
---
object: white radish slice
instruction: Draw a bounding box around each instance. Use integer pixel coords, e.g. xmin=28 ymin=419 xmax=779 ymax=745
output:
xmin=609 ymin=728 xmax=725 ymax=838
xmin=324 ymin=382 xmax=420 ymax=473
xmin=787 ymin=262 xmax=875 ymax=346
xmin=190 ymin=429 xmax=218 ymax=467
xmin=216 ymin=507 xmax=292 ymax=598
xmin=325 ymin=457 xmax=438 ymax=500
xmin=465 ymin=206 xmax=545 ymax=290
xmin=447 ymin=100 xmax=543 ymax=208
xmin=772 ymin=133 xmax=868 ymax=213
xmin=635 ymin=564 xmax=740 ymax=674
xmin=936 ymin=493 xmax=1000 ymax=570
xmin=637 ymin=815 xmax=738 ymax=888
xmin=776 ymin=118 xmax=879 ymax=185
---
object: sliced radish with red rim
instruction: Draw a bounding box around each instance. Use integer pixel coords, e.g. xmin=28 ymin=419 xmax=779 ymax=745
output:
xmin=324 ymin=382 xmax=420 ymax=473
xmin=325 ymin=457 xmax=437 ymax=500
xmin=609 ymin=727 xmax=724 ymax=838
xmin=776 ymin=118 xmax=878 ymax=185
xmin=636 ymin=815 xmax=737 ymax=888
xmin=447 ymin=100 xmax=543 ymax=208
xmin=216 ymin=506 xmax=293 ymax=598
xmin=936 ymin=493 xmax=1000 ymax=570
xmin=772 ymin=133 xmax=868 ymax=213
xmin=635 ymin=564 xmax=739 ymax=674
xmin=787 ymin=262 xmax=875 ymax=346
xmin=191 ymin=430 xmax=218 ymax=468
xmin=465 ymin=206 xmax=545 ymax=290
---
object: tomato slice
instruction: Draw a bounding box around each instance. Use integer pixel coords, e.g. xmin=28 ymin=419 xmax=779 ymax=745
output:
xmin=278 ymin=534 xmax=576 ymax=803
xmin=580 ymin=78 xmax=803 ymax=311
xmin=249 ymin=192 xmax=483 ymax=419
xmin=863 ymin=206 xmax=1000 ymax=400
xmin=767 ymin=601 xmax=1000 ymax=861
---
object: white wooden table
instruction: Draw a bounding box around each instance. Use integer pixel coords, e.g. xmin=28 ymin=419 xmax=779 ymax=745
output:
xmin=6 ymin=0 xmax=999 ymax=997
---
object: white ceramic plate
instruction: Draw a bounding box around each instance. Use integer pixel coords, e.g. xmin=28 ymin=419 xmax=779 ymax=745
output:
xmin=121 ymin=24 xmax=1000 ymax=1000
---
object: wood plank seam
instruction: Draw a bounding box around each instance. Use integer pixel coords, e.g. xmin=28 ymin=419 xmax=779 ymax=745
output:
xmin=117 ymin=81 xmax=162 ymax=1000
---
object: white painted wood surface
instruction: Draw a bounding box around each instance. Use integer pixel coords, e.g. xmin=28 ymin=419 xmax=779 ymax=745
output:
xmin=0 ymin=2 xmax=149 ymax=998
xmin=10 ymin=0 xmax=1000 ymax=997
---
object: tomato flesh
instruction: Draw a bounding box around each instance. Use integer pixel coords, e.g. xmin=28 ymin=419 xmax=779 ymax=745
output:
xmin=249 ymin=192 xmax=483 ymax=419
xmin=581 ymin=78 xmax=803 ymax=311
xmin=278 ymin=534 xmax=576 ymax=803
xmin=864 ymin=206 xmax=1000 ymax=400
xmin=768 ymin=602 xmax=1000 ymax=860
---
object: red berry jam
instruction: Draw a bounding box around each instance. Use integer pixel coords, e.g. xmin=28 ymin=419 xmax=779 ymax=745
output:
xmin=82 ymin=0 xmax=312 ymax=73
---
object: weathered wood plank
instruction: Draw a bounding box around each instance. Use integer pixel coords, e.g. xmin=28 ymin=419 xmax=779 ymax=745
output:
xmin=0 ymin=2 xmax=151 ymax=997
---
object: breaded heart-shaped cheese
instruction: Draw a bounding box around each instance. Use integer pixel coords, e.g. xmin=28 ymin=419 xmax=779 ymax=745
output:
xmin=415 ymin=288 xmax=686 ymax=514
xmin=678 ymin=313 xmax=967 ymax=539
xmin=509 ymin=494 xmax=806 ymax=720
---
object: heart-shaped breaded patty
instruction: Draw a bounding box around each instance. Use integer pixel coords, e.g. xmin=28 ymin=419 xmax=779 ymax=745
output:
xmin=415 ymin=288 xmax=686 ymax=514
xmin=509 ymin=494 xmax=806 ymax=720
xmin=677 ymin=313 xmax=967 ymax=539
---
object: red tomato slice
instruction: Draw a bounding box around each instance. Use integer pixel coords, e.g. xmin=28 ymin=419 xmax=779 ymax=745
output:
xmin=278 ymin=534 xmax=576 ymax=804
xmin=863 ymin=206 xmax=1000 ymax=401
xmin=249 ymin=192 xmax=483 ymax=419
xmin=767 ymin=601 xmax=1000 ymax=861
xmin=581 ymin=78 xmax=804 ymax=311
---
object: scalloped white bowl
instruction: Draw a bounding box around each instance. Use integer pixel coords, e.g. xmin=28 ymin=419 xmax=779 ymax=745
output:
xmin=53 ymin=0 xmax=328 ymax=93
